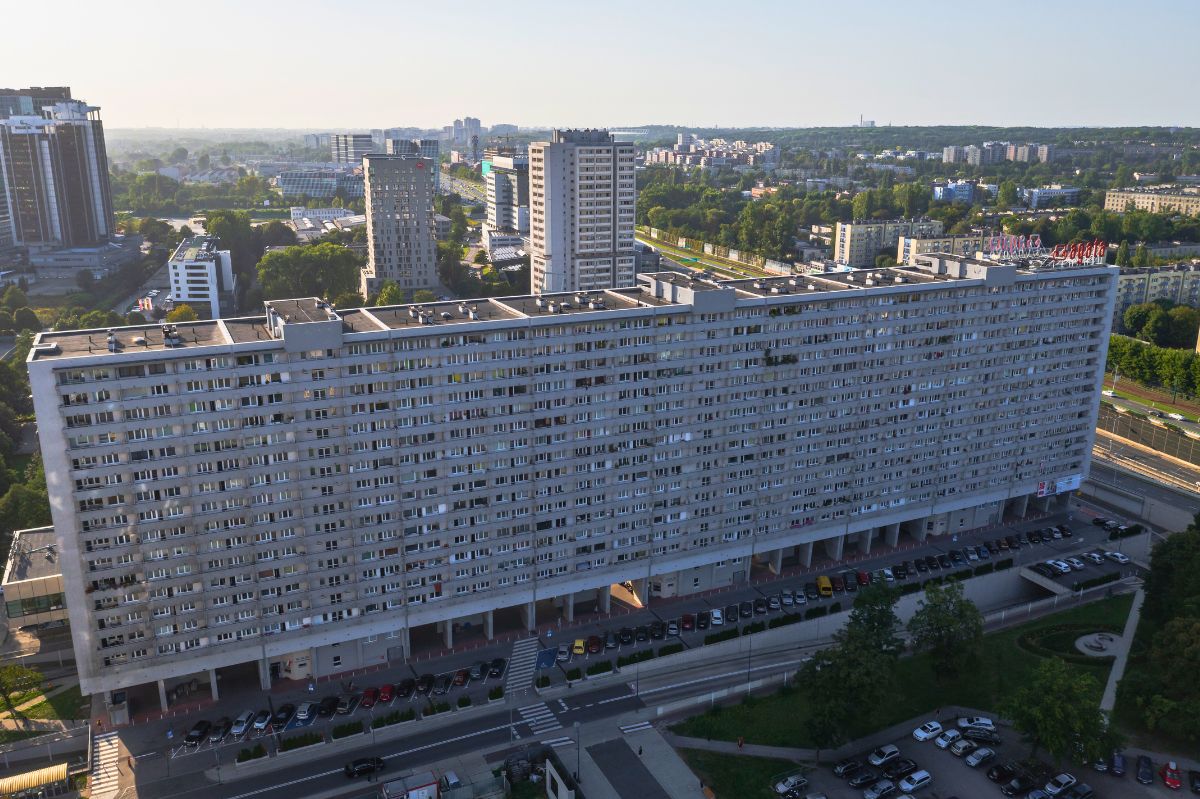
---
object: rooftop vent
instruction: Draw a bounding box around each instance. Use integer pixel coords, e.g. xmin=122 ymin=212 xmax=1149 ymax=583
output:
xmin=440 ymin=312 xmax=452 ymax=320
xmin=31 ymin=342 xmax=59 ymax=355
xmin=807 ymin=284 xmax=817 ymax=291
xmin=534 ymin=297 xmax=545 ymax=308
xmin=894 ymin=276 xmax=906 ymax=284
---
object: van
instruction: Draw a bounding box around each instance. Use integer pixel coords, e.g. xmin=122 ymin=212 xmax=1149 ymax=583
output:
xmin=816 ymin=576 xmax=833 ymax=597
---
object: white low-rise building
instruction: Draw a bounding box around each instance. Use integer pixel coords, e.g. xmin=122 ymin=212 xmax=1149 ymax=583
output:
xmin=167 ymin=236 xmax=235 ymax=319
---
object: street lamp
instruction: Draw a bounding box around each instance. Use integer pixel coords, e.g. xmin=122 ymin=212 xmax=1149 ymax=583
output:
xmin=574 ymin=721 xmax=581 ymax=785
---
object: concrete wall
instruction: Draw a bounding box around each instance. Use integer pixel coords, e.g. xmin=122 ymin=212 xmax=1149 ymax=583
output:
xmin=1080 ymin=479 xmax=1194 ymax=532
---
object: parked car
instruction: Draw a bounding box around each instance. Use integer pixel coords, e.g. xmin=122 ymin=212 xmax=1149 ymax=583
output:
xmin=295 ymin=702 xmax=316 ymax=721
xmin=710 ymin=609 xmax=724 ymax=626
xmin=740 ymin=600 xmax=755 ymax=618
xmin=780 ymin=589 xmax=795 ymax=606
xmin=868 ymin=744 xmax=900 ymax=767
xmin=650 ymin=621 xmax=666 ymax=639
xmin=804 ymin=584 xmax=819 ymax=601
xmin=344 ymin=757 xmax=385 ymax=778
xmin=857 ymin=571 xmax=871 ymax=586
xmin=680 ymin=616 xmax=695 ymax=632
xmin=272 ymin=703 xmax=295 ymax=729
xmin=987 ymin=762 xmax=1019 ymax=783
xmin=453 ymin=669 xmax=471 ymax=686
xmin=847 ymin=768 xmax=878 ymax=788
xmin=832 ymin=758 xmax=863 ymax=778
xmin=773 ymin=774 xmax=808 ymax=795
xmin=898 ymin=770 xmax=932 ymax=793
xmin=1106 ymin=551 xmax=1131 ymax=565
xmin=1002 ymin=774 xmax=1039 ymax=796
xmin=1066 ymin=557 xmax=1086 ymax=571
xmin=1109 ymin=750 xmax=1126 ymax=777
xmin=433 ymin=674 xmax=453 ymax=695
xmin=1137 ymin=754 xmax=1155 ymax=784
xmin=397 ymin=678 xmax=417 ymax=699
xmin=948 ymin=738 xmax=977 ymax=757
xmin=635 ymin=624 xmax=650 ymax=641
xmin=883 ymin=758 xmax=918 ymax=780
xmin=378 ymin=683 xmax=395 ymax=703
xmin=211 ymin=716 xmax=233 ymax=741
xmin=559 ymin=643 xmax=573 ymax=661
xmin=965 ymin=747 xmax=996 ymax=768
xmin=1061 ymin=784 xmax=1094 ymax=799
xmin=863 ymin=779 xmax=896 ymax=799
xmin=1161 ymin=761 xmax=1183 ymax=790
xmin=753 ymin=597 xmax=768 ymax=614
xmin=830 ymin=576 xmax=844 ymax=594
xmin=957 ymin=716 xmax=995 ymax=731
xmin=724 ymin=605 xmax=739 ymax=624
xmin=934 ymin=729 xmax=961 ymax=749
xmin=489 ymin=658 xmax=507 ymax=677
xmin=619 ymin=626 xmax=635 ymax=643
xmin=1028 ymin=529 xmax=1043 ymax=544
xmin=768 ymin=594 xmax=782 ymax=610
xmin=666 ymin=620 xmax=680 ymax=637
xmin=1044 ymin=773 xmax=1077 ymax=796
xmin=336 ymin=694 xmax=358 ymax=713
xmin=251 ymin=710 xmax=271 ymax=731
xmin=416 ymin=674 xmax=435 ymax=694
xmin=912 ymin=721 xmax=942 ymax=741
xmin=1083 ymin=551 xmax=1105 ymax=565
xmin=695 ymin=613 xmax=709 ymax=631
xmin=1188 ymin=769 xmax=1200 ymax=792
xmin=605 ymin=631 xmax=618 ymax=649
xmin=1092 ymin=517 xmax=1111 ymax=527
xmin=913 ymin=559 xmax=928 ymax=573
xmin=961 ymin=727 xmax=1001 ymax=744
xmin=184 ymin=720 xmax=211 ymax=747
xmin=361 ymin=687 xmax=380 ymax=708
xmin=841 ymin=572 xmax=858 ymax=592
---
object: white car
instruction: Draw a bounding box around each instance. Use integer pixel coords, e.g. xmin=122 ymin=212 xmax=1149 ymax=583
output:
xmin=1044 ymin=773 xmax=1077 ymax=795
xmin=295 ymin=701 xmax=316 ymax=721
xmin=773 ymin=774 xmax=808 ymax=795
xmin=868 ymin=744 xmax=900 ymax=766
xmin=230 ymin=710 xmax=255 ymax=737
xmin=1105 ymin=551 xmax=1131 ymax=565
xmin=912 ymin=721 xmax=942 ymax=741
xmin=898 ymin=770 xmax=932 ymax=793
xmin=956 ymin=716 xmax=994 ymax=731
xmin=1083 ymin=552 xmax=1105 ymax=565
xmin=710 ymin=608 xmax=724 ymax=626
xmin=1065 ymin=557 xmax=1086 ymax=571
xmin=1101 ymin=390 xmax=1114 ymax=397
xmin=1168 ymin=412 xmax=1185 ymax=421
xmin=934 ymin=729 xmax=961 ymax=749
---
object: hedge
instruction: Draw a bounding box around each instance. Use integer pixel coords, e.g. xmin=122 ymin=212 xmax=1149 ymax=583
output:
xmin=805 ymin=606 xmax=828 ymax=620
xmin=331 ymin=721 xmax=363 ymax=739
xmin=373 ymin=708 xmax=416 ymax=728
xmin=457 ymin=695 xmax=472 ymax=708
xmin=237 ymin=744 xmax=267 ymax=763
xmin=995 ymin=558 xmax=1014 ymax=571
xmin=829 ymin=603 xmax=842 ymax=614
xmin=488 ymin=686 xmax=504 ymax=700
xmin=951 ymin=569 xmax=972 ymax=582
xmin=658 ymin=643 xmax=685 ymax=657
xmin=426 ymin=701 xmax=451 ymax=715
xmin=586 ymin=660 xmax=614 ymax=677
xmin=565 ymin=668 xmax=582 ymax=682
xmin=536 ymin=675 xmax=551 ymax=688
xmin=974 ymin=563 xmax=995 ymax=577
xmin=704 ymin=627 xmax=741 ymax=645
xmin=900 ymin=582 xmax=922 ymax=595
xmin=617 ymin=649 xmax=657 ymax=667
xmin=743 ymin=621 xmax=767 ymax=635
xmin=1073 ymin=572 xmax=1121 ymax=592
xmin=278 ymin=732 xmax=323 ymax=752
xmin=768 ymin=613 xmax=802 ymax=629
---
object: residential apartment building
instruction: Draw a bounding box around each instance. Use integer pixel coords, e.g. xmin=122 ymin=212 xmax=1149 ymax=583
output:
xmin=1022 ymin=185 xmax=1082 ymax=209
xmin=28 ymin=255 xmax=1115 ymax=701
xmin=1105 ymin=187 xmax=1200 ymax=216
xmin=484 ymin=148 xmax=529 ymax=255
xmin=360 ymin=154 xmax=438 ymax=297
xmin=1115 ymin=264 xmax=1200 ymax=320
xmin=896 ymin=233 xmax=988 ymax=264
xmin=0 ymin=100 xmax=113 ymax=248
xmin=965 ymin=143 xmax=1006 ymax=167
xmin=942 ymin=146 xmax=965 ymax=164
xmin=331 ymin=134 xmax=374 ymax=165
xmin=167 ymin=237 xmax=235 ymax=319
xmin=834 ymin=218 xmax=944 ymax=268
xmin=289 ymin=207 xmax=356 ymax=225
xmin=385 ymin=138 xmax=441 ymax=192
xmin=529 ymin=130 xmax=636 ymax=293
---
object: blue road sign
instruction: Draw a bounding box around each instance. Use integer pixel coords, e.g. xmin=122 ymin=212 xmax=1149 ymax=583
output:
xmin=535 ymin=648 xmax=558 ymax=670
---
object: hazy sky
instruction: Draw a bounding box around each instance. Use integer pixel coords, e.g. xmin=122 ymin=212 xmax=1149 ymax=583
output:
xmin=6 ymin=0 xmax=1198 ymax=130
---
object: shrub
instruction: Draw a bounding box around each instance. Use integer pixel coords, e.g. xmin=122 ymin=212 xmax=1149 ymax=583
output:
xmin=564 ymin=668 xmax=582 ymax=682
xmin=951 ymin=569 xmax=972 ymax=582
xmin=426 ymin=701 xmax=451 ymax=715
xmin=236 ymin=744 xmax=267 ymax=763
xmin=704 ymin=628 xmax=740 ymax=645
xmin=900 ymin=582 xmax=921 ymax=595
xmin=617 ymin=650 xmax=657 ymax=667
xmin=974 ymin=563 xmax=995 ymax=577
xmin=586 ymin=660 xmax=613 ymax=677
xmin=278 ymin=731 xmax=322 ymax=752
xmin=332 ymin=721 xmax=363 ymax=739
xmin=995 ymin=558 xmax=1014 ymax=571
xmin=923 ymin=577 xmax=944 ymax=589
xmin=658 ymin=643 xmax=685 ymax=657
xmin=805 ymin=606 xmax=827 ymax=620
xmin=457 ymin=694 xmax=472 ymax=708
xmin=1074 ymin=572 xmax=1121 ymax=592
xmin=536 ymin=675 xmax=551 ymax=688
xmin=829 ymin=602 xmax=842 ymax=613
xmin=768 ymin=613 xmax=802 ymax=629
xmin=743 ymin=621 xmax=767 ymax=635
xmin=373 ymin=708 xmax=416 ymax=728
xmin=488 ymin=686 xmax=505 ymax=700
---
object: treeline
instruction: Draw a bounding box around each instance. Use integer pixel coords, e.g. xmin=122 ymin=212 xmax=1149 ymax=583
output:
xmin=109 ymin=172 xmax=278 ymax=216
xmin=0 ymin=333 xmax=50 ymax=553
xmin=1121 ymin=301 xmax=1200 ymax=348
xmin=1106 ymin=335 xmax=1200 ymax=398
xmin=1003 ymin=205 xmax=1200 ymax=248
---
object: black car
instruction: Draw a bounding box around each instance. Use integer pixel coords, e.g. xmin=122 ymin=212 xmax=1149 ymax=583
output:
xmin=1016 ymin=532 xmax=1030 ymax=547
xmin=847 ymin=768 xmax=878 ymax=788
xmin=986 ymin=539 xmax=1000 ymax=554
xmin=1092 ymin=516 xmax=1111 ymax=527
xmin=605 ymin=630 xmax=618 ymax=649
xmin=184 ymin=720 xmax=212 ymax=747
xmin=649 ymin=621 xmax=665 ymax=640
xmin=949 ymin=550 xmax=964 ymax=565
xmin=883 ymin=758 xmax=918 ymax=780
xmin=272 ymin=703 xmax=295 ymax=730
xmin=1188 ymin=769 xmax=1200 ymax=792
xmin=740 ymin=600 xmax=755 ymax=618
xmin=209 ymin=716 xmax=233 ymax=742
xmin=344 ymin=757 xmax=386 ymax=778
xmin=1062 ymin=784 xmax=1094 ymax=799
xmin=833 ymin=758 xmax=863 ymax=778
xmin=893 ymin=563 xmax=908 ymax=579
xmin=803 ymin=584 xmax=819 ymax=601
xmin=936 ymin=553 xmax=952 ymax=569
xmin=397 ymin=678 xmax=416 ymax=699
xmin=1058 ymin=523 xmax=1074 ymax=538
xmin=753 ymin=597 xmax=768 ymax=614
xmin=841 ymin=572 xmax=858 ymax=593
xmin=696 ymin=612 xmax=709 ymax=631
xmin=618 ymin=627 xmax=634 ymax=645
xmin=1028 ymin=529 xmax=1043 ymax=544
xmin=962 ymin=727 xmax=1001 ymax=744
xmin=1007 ymin=534 xmax=1022 ymax=549
xmin=1001 ymin=774 xmax=1038 ymax=796
xmin=416 ymin=673 xmax=435 ymax=694
xmin=1136 ymin=754 xmax=1154 ymax=784
xmin=636 ymin=624 xmax=651 ymax=641
xmin=987 ymin=762 xmax=1019 ymax=783
xmin=433 ymin=674 xmax=453 ymax=695
xmin=317 ymin=695 xmax=340 ymax=717
xmin=913 ymin=558 xmax=928 ymax=573
xmin=725 ymin=604 xmax=739 ymax=623
xmin=489 ymin=658 xmax=507 ymax=678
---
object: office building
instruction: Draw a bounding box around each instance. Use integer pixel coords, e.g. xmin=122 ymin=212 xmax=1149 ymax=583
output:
xmin=1021 ymin=185 xmax=1081 ymax=209
xmin=28 ymin=251 xmax=1114 ymax=701
xmin=289 ymin=207 xmax=356 ymax=225
xmin=896 ymin=232 xmax=988 ymax=264
xmin=0 ymin=100 xmax=113 ymax=248
xmin=529 ymin=129 xmax=636 ymax=293
xmin=1 ymin=526 xmax=68 ymax=636
xmin=167 ymin=236 xmax=235 ymax=319
xmin=0 ymin=87 xmax=74 ymax=119
xmin=932 ymin=180 xmax=996 ymax=205
xmin=331 ymin=134 xmax=374 ymax=165
xmin=1105 ymin=187 xmax=1200 ymax=216
xmin=277 ymin=171 xmax=363 ymax=200
xmin=360 ymin=154 xmax=438 ymax=297
xmin=385 ymin=138 xmax=440 ymax=192
xmin=303 ymin=133 xmax=331 ymax=150
xmin=834 ymin=218 xmax=944 ymax=268
xmin=484 ymin=149 xmax=529 ymax=254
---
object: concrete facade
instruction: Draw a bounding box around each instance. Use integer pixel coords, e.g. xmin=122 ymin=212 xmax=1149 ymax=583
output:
xmin=167 ymin=236 xmax=234 ymax=320
xmin=27 ymin=254 xmax=1115 ymax=698
xmin=835 ymin=218 xmax=944 ymax=268
xmin=361 ymin=154 xmax=439 ymax=297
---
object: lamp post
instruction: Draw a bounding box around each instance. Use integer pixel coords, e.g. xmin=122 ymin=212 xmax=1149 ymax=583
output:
xmin=574 ymin=721 xmax=581 ymax=784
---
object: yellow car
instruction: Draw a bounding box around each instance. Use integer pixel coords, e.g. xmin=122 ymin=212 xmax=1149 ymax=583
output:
xmin=572 ymin=638 xmax=586 ymax=656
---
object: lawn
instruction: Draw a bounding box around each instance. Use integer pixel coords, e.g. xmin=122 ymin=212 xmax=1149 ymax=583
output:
xmin=21 ymin=686 xmax=90 ymax=721
xmin=680 ymin=749 xmax=800 ymax=799
xmin=671 ymin=594 xmax=1134 ymax=748
xmin=0 ymin=728 xmax=46 ymax=745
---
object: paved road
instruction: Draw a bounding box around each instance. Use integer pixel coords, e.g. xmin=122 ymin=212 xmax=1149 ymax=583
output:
xmin=1091 ymin=445 xmax=1200 ymax=513
xmin=1103 ymin=391 xmax=1200 ymax=431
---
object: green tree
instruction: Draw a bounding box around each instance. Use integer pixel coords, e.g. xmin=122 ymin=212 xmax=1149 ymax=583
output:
xmin=1140 ymin=307 xmax=1171 ymax=346
xmin=258 ymin=220 xmax=298 ymax=248
xmin=1115 ymin=240 xmax=1131 ymax=267
xmin=0 ymin=664 xmax=42 ymax=713
xmin=1112 ymin=165 xmax=1133 ymax=189
xmin=331 ymin=291 xmax=363 ymax=308
xmin=12 ymin=308 xmax=40 ymax=333
xmin=1003 ymin=657 xmax=1111 ymax=763
xmin=197 ymin=153 xmax=210 ymax=170
xmin=169 ymin=146 xmax=189 ymax=164
xmin=256 ymin=243 xmax=362 ymax=300
xmin=204 ymin=210 xmax=257 ymax=275
xmin=375 ymin=281 xmax=406 ymax=306
xmin=1133 ymin=244 xmax=1151 ymax=268
xmin=996 ymin=181 xmax=1020 ymax=207
xmin=1123 ymin=303 xmax=1157 ymax=337
xmin=166 ymin=304 xmax=199 ymax=323
xmin=473 ymin=250 xmax=489 ymax=265
xmin=0 ymin=309 xmax=13 ymax=333
xmin=2 ymin=286 xmax=28 ymax=312
xmin=412 ymin=290 xmax=438 ymax=304
xmin=75 ymin=271 xmax=94 ymax=292
xmin=906 ymin=581 xmax=983 ymax=681
xmin=125 ymin=311 xmax=147 ymax=325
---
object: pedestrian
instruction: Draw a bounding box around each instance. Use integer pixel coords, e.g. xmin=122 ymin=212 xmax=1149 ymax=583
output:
xmin=737 ymin=736 xmax=744 ymax=750
xmin=638 ymin=746 xmax=643 ymax=756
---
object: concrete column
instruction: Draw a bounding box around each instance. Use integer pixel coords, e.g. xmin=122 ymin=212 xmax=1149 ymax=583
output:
xmin=442 ymin=620 xmax=454 ymax=649
xmin=857 ymin=529 xmax=874 ymax=555
xmin=399 ymin=627 xmax=411 ymax=660
xmin=884 ymin=523 xmax=901 ymax=548
xmin=1011 ymin=493 xmax=1030 ymax=518
xmin=822 ymin=535 xmax=844 ymax=561
xmin=598 ymin=588 xmax=611 ymax=614
xmin=798 ymin=542 xmax=814 ymax=568
xmin=158 ymin=679 xmax=169 ymax=712
xmin=632 ymin=577 xmax=648 ymax=606
xmin=522 ymin=601 xmax=537 ymax=632
xmin=769 ymin=548 xmax=783 ymax=575
xmin=484 ymin=610 xmax=494 ymax=640
xmin=1034 ymin=495 xmax=1052 ymax=513
xmin=258 ymin=656 xmax=272 ymax=691
xmin=913 ymin=522 xmax=929 ymax=543
xmin=563 ymin=592 xmax=575 ymax=623
xmin=209 ymin=669 xmax=219 ymax=701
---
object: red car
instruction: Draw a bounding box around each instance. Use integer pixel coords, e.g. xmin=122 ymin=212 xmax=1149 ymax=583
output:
xmin=359 ymin=687 xmax=378 ymax=709
xmin=681 ymin=614 xmax=695 ymax=632
xmin=586 ymin=635 xmax=603 ymax=654
xmin=377 ymin=683 xmax=394 ymax=704
xmin=1161 ymin=761 xmax=1182 ymax=790
xmin=857 ymin=571 xmax=871 ymax=586
xmin=453 ymin=668 xmax=470 ymax=686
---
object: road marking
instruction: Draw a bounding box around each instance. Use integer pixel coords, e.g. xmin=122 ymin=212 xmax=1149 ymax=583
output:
xmin=541 ymin=736 xmax=575 ymax=748
xmin=620 ymin=721 xmax=653 ymax=734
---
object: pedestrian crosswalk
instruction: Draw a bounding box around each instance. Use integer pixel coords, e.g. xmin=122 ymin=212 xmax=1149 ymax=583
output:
xmin=517 ymin=702 xmax=562 ymax=735
xmin=620 ymin=721 xmax=653 ymax=734
xmin=90 ymin=731 xmax=121 ymax=799
xmin=505 ymin=637 xmax=541 ymax=693
xmin=541 ymin=735 xmax=575 ymax=748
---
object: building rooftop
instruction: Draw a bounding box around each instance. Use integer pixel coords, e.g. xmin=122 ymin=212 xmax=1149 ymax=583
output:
xmin=170 ymin=236 xmax=220 ymax=263
xmin=2 ymin=527 xmax=61 ymax=585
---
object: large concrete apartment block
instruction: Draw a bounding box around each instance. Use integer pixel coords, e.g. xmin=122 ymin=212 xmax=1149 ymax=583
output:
xmin=361 ymin=154 xmax=438 ymax=298
xmin=27 ymin=255 xmax=1115 ymax=700
xmin=834 ymin=218 xmax=944 ymax=268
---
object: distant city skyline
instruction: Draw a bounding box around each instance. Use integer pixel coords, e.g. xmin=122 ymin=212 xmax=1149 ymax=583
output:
xmin=6 ymin=0 xmax=1199 ymax=130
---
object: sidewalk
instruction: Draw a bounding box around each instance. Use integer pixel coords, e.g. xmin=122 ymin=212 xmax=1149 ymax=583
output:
xmin=1101 ymin=587 xmax=1145 ymax=712
xmin=661 ymin=730 xmax=807 ymax=762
